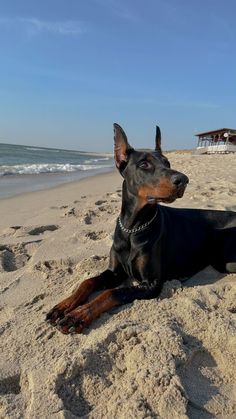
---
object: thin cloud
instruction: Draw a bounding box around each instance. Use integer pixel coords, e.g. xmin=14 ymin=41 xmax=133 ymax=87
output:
xmin=94 ymin=0 xmax=138 ymax=22
xmin=100 ymin=96 xmax=220 ymax=109
xmin=165 ymin=100 xmax=221 ymax=109
xmin=0 ymin=17 xmax=86 ymax=36
xmin=113 ymin=6 xmax=138 ymax=22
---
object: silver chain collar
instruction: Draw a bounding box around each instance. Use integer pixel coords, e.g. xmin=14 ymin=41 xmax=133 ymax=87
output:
xmin=118 ymin=209 xmax=158 ymax=234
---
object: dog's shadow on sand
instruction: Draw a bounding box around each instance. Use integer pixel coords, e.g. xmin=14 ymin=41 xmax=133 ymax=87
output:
xmin=181 ymin=265 xmax=227 ymax=288
xmin=174 ymin=329 xmax=220 ymax=418
xmin=158 ymin=265 xmax=230 ymax=302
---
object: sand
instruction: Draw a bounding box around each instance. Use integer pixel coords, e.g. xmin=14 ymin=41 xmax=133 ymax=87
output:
xmin=1 ymin=152 xmax=236 ymax=418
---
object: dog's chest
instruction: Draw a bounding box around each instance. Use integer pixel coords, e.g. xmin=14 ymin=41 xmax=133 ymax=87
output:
xmin=114 ymin=228 xmax=159 ymax=283
xmin=114 ymin=238 xmax=139 ymax=279
xmin=120 ymin=245 xmax=151 ymax=283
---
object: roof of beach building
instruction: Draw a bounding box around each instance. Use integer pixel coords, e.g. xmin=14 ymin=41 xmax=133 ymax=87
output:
xmin=196 ymin=128 xmax=236 ymax=137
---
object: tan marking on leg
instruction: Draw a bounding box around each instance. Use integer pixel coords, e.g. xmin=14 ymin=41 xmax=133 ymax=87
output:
xmin=46 ymin=276 xmax=102 ymax=325
xmin=135 ymin=254 xmax=149 ymax=272
xmin=58 ymin=289 xmax=120 ymax=334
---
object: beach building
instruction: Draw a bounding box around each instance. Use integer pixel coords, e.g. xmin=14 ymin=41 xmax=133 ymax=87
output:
xmin=195 ymin=128 xmax=236 ymax=154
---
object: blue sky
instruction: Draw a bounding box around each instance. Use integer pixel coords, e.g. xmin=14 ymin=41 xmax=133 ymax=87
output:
xmin=0 ymin=0 xmax=235 ymax=152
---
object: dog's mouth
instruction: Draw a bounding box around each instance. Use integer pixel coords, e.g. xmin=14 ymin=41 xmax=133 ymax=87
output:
xmin=147 ymin=185 xmax=187 ymax=204
xmin=139 ymin=173 xmax=189 ymax=206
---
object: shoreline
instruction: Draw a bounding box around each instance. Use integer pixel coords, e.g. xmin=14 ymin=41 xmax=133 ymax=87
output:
xmin=0 ymin=165 xmax=114 ymax=200
xmin=0 ymin=168 xmax=120 ymax=227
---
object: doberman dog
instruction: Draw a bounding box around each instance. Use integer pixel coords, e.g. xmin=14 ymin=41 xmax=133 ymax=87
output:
xmin=46 ymin=124 xmax=236 ymax=334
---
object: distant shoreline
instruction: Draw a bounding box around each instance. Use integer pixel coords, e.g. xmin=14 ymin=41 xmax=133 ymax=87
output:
xmin=0 ymin=141 xmax=113 ymax=156
xmin=0 ymin=166 xmax=114 ymax=200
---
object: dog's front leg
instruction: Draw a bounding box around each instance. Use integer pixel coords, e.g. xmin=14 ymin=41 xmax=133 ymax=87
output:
xmin=46 ymin=269 xmax=124 ymax=326
xmin=57 ymin=285 xmax=160 ymax=334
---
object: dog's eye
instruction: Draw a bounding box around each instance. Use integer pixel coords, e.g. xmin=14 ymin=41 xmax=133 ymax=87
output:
xmin=139 ymin=161 xmax=152 ymax=170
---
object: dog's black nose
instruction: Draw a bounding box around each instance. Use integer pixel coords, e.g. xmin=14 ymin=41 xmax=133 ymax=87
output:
xmin=171 ymin=173 xmax=189 ymax=187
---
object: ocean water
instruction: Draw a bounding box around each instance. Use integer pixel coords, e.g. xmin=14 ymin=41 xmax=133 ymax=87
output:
xmin=0 ymin=143 xmax=114 ymax=198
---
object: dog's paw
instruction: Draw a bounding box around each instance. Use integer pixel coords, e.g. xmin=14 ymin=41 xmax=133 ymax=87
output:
xmin=46 ymin=297 xmax=76 ymax=325
xmin=46 ymin=305 xmax=66 ymax=325
xmin=56 ymin=305 xmax=92 ymax=334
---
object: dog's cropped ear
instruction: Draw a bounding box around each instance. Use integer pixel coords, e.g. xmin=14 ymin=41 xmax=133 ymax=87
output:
xmin=113 ymin=123 xmax=133 ymax=172
xmin=155 ymin=125 xmax=162 ymax=153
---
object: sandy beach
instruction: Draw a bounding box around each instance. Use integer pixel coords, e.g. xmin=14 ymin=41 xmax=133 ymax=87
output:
xmin=1 ymin=152 xmax=236 ymax=418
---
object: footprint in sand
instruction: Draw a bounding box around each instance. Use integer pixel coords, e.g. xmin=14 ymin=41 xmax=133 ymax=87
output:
xmin=63 ymin=207 xmax=83 ymax=218
xmin=85 ymin=231 xmax=108 ymax=241
xmin=27 ymin=225 xmax=59 ymax=236
xmin=97 ymin=200 xmax=119 ymax=213
xmin=0 ymin=372 xmax=25 ymax=419
xmin=0 ymin=370 xmax=40 ymax=419
xmin=24 ymin=293 xmax=46 ymax=310
xmin=0 ymin=244 xmax=31 ymax=272
xmin=0 ymin=225 xmax=22 ymax=238
xmin=178 ymin=346 xmax=222 ymax=415
xmin=34 ymin=259 xmax=74 ymax=278
xmin=95 ymin=200 xmax=107 ymax=206
xmin=9 ymin=226 xmax=21 ymax=234
xmin=75 ymin=255 xmax=108 ymax=278
xmin=11 ymin=226 xmax=21 ymax=230
xmin=83 ymin=210 xmax=98 ymax=225
xmin=98 ymin=204 xmax=118 ymax=215
xmin=50 ymin=205 xmax=68 ymax=210
xmin=116 ymin=189 xmax=122 ymax=197
xmin=0 ymin=320 xmax=12 ymax=336
xmin=0 ymin=374 xmax=21 ymax=396
xmin=34 ymin=323 xmax=56 ymax=341
xmin=0 ymin=240 xmax=43 ymax=273
xmin=2 ymin=225 xmax=59 ymax=238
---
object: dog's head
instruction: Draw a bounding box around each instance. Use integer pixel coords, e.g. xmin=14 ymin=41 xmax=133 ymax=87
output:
xmin=113 ymin=123 xmax=189 ymax=206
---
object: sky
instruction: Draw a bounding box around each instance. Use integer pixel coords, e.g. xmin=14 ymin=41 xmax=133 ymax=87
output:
xmin=0 ymin=0 xmax=236 ymax=152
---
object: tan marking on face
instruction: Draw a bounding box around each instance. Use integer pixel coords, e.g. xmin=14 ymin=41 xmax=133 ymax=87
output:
xmin=137 ymin=177 xmax=174 ymax=205
xmin=145 ymin=153 xmax=154 ymax=161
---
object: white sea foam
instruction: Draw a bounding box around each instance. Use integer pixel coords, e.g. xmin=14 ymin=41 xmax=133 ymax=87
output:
xmin=0 ymin=163 xmax=113 ymax=176
xmin=25 ymin=147 xmax=45 ymax=151
xmin=25 ymin=147 xmax=61 ymax=153
xmin=84 ymin=157 xmax=110 ymax=163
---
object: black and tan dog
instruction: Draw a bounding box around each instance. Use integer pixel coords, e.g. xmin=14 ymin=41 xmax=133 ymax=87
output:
xmin=46 ymin=124 xmax=236 ymax=334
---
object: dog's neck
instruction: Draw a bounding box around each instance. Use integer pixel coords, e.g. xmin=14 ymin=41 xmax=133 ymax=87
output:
xmin=119 ymin=180 xmax=158 ymax=230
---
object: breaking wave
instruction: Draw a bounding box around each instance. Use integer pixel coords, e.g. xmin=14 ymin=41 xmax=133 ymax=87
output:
xmin=0 ymin=163 xmax=113 ymax=176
